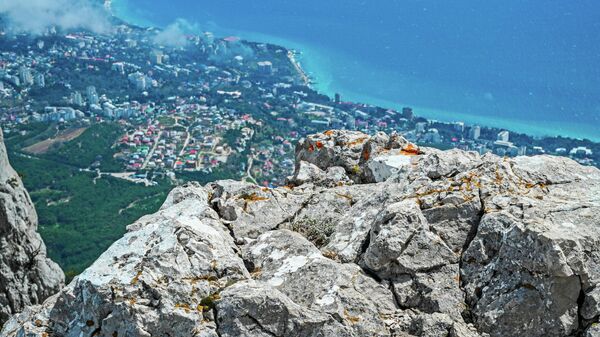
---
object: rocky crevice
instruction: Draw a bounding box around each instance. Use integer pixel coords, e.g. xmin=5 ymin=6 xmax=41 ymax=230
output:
xmin=457 ymin=187 xmax=486 ymax=325
xmin=576 ymin=278 xmax=600 ymax=337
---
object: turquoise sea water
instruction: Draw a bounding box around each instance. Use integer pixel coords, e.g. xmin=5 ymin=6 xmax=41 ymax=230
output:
xmin=112 ymin=0 xmax=600 ymax=141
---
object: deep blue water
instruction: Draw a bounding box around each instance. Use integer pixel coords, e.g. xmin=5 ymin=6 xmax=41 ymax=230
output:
xmin=113 ymin=0 xmax=600 ymax=140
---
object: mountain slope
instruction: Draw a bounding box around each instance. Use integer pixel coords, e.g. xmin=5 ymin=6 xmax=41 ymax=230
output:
xmin=2 ymin=130 xmax=599 ymax=337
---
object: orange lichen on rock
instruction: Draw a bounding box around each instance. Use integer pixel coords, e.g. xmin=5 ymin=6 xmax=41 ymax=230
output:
xmin=316 ymin=141 xmax=324 ymax=149
xmin=250 ymin=267 xmax=263 ymax=278
xmin=130 ymin=271 xmax=142 ymax=285
xmin=495 ymin=170 xmax=503 ymax=185
xmin=345 ymin=137 xmax=368 ymax=147
xmin=324 ymin=130 xmax=335 ymax=136
xmin=363 ymin=148 xmax=370 ymax=161
xmin=400 ymin=143 xmax=421 ymax=156
xmin=240 ymin=193 xmax=269 ymax=202
xmin=344 ymin=309 xmax=361 ymax=324
xmin=183 ymin=274 xmax=219 ymax=284
xmin=322 ymin=250 xmax=339 ymax=260
xmin=175 ymin=303 xmax=192 ymax=313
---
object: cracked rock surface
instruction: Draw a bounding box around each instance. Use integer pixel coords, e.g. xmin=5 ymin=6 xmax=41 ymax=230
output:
xmin=2 ymin=130 xmax=599 ymax=337
xmin=0 ymin=130 xmax=64 ymax=327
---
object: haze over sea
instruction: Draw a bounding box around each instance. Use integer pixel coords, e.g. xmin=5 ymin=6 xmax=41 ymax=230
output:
xmin=112 ymin=0 xmax=600 ymax=141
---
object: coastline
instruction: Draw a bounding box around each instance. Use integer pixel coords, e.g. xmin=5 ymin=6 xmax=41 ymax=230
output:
xmin=109 ymin=1 xmax=599 ymax=142
xmin=335 ymin=88 xmax=600 ymax=141
xmin=287 ymin=51 xmax=310 ymax=86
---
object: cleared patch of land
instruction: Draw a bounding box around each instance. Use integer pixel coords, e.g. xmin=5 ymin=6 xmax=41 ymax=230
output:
xmin=23 ymin=127 xmax=88 ymax=154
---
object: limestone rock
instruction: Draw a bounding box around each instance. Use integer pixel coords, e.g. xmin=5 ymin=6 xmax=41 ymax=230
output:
xmin=460 ymin=154 xmax=600 ymax=337
xmin=2 ymin=183 xmax=248 ymax=337
xmin=358 ymin=131 xmax=417 ymax=183
xmin=279 ymin=183 xmax=381 ymax=248
xmin=287 ymin=161 xmax=353 ymax=188
xmin=583 ymin=287 xmax=600 ymax=321
xmin=243 ymin=229 xmax=396 ymax=336
xmin=294 ymin=130 xmax=422 ymax=184
xmin=3 ymin=130 xmax=600 ymax=337
xmin=209 ymin=180 xmax=312 ymax=240
xmin=216 ymin=280 xmax=353 ymax=337
xmin=412 ymin=148 xmax=483 ymax=180
xmin=385 ymin=309 xmax=482 ymax=337
xmin=391 ymin=264 xmax=466 ymax=321
xmin=587 ymin=324 xmax=600 ymax=337
xmin=288 ymin=160 xmax=326 ymax=186
xmin=295 ymin=130 xmax=368 ymax=179
xmin=0 ymin=130 xmax=64 ymax=326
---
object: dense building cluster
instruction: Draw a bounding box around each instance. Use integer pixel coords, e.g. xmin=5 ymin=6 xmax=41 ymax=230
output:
xmin=0 ymin=22 xmax=598 ymax=188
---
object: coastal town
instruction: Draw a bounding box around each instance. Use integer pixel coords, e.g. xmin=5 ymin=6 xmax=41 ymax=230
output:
xmin=0 ymin=21 xmax=598 ymax=189
xmin=1 ymin=10 xmax=599 ymax=279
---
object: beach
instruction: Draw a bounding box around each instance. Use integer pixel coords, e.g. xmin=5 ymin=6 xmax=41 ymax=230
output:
xmin=287 ymin=51 xmax=310 ymax=86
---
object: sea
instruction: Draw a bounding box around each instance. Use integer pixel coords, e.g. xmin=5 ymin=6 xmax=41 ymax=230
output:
xmin=112 ymin=0 xmax=600 ymax=141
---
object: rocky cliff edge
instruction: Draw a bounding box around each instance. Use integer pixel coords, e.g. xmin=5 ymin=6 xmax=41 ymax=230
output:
xmin=0 ymin=130 xmax=64 ymax=327
xmin=2 ymin=130 xmax=599 ymax=337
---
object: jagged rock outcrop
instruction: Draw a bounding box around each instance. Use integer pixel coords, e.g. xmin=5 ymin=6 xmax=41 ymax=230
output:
xmin=0 ymin=130 xmax=64 ymax=327
xmin=2 ymin=130 xmax=599 ymax=337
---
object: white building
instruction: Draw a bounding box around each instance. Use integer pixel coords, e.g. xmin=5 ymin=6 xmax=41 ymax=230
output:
xmin=71 ymin=91 xmax=84 ymax=106
xmin=257 ymin=61 xmax=273 ymax=75
xmin=112 ymin=62 xmax=125 ymax=74
xmin=150 ymin=50 xmax=164 ymax=65
xmin=570 ymin=146 xmax=593 ymax=156
xmin=19 ymin=67 xmax=33 ymax=86
xmin=497 ymin=130 xmax=510 ymax=142
xmin=469 ymin=125 xmax=481 ymax=140
xmin=87 ymin=86 xmax=99 ymax=105
xmin=425 ymin=128 xmax=441 ymax=143
xmin=128 ymin=72 xmax=150 ymax=90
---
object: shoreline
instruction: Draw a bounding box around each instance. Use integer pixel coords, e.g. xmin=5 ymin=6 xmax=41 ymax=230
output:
xmin=287 ymin=51 xmax=310 ymax=87
xmin=335 ymin=88 xmax=600 ymax=141
xmin=108 ymin=2 xmax=599 ymax=142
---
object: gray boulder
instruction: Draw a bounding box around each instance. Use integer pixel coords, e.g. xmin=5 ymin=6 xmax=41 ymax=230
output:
xmin=1 ymin=183 xmax=248 ymax=337
xmin=287 ymin=161 xmax=353 ymax=188
xmin=209 ymin=180 xmax=313 ymax=240
xmin=460 ymin=155 xmax=600 ymax=337
xmin=295 ymin=130 xmax=368 ymax=180
xmin=217 ymin=280 xmax=354 ymax=337
xmin=243 ymin=229 xmax=396 ymax=336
